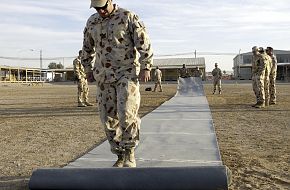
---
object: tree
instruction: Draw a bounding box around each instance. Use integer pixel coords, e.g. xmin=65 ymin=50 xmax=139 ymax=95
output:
xmin=48 ymin=62 xmax=57 ymax=69
xmin=223 ymin=70 xmax=227 ymax=75
xmin=56 ymin=63 xmax=64 ymax=69
xmin=48 ymin=62 xmax=64 ymax=69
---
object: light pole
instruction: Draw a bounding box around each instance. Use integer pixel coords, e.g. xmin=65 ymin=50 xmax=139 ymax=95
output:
xmin=30 ymin=49 xmax=42 ymax=70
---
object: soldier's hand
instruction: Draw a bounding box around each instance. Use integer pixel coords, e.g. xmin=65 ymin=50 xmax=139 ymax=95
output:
xmin=141 ymin=69 xmax=151 ymax=83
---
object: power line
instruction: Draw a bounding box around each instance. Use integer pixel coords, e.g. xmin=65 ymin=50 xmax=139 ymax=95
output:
xmin=0 ymin=56 xmax=75 ymax=61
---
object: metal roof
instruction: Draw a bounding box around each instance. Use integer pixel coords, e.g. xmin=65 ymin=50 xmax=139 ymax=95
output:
xmin=153 ymin=57 xmax=205 ymax=69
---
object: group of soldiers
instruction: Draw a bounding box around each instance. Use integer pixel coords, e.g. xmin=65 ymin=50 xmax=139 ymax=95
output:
xmin=178 ymin=64 xmax=203 ymax=78
xmin=251 ymin=46 xmax=277 ymax=108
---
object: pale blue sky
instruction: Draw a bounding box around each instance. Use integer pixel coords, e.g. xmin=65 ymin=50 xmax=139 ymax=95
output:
xmin=1 ymin=0 xmax=290 ymax=71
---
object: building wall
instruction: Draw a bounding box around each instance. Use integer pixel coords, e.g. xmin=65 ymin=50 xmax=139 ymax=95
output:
xmin=233 ymin=50 xmax=290 ymax=80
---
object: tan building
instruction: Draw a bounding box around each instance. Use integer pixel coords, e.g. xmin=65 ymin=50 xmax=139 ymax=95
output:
xmin=153 ymin=57 xmax=206 ymax=81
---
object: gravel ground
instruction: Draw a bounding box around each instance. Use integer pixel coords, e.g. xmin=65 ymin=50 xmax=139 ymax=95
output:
xmin=204 ymin=83 xmax=290 ymax=190
xmin=0 ymin=81 xmax=289 ymax=190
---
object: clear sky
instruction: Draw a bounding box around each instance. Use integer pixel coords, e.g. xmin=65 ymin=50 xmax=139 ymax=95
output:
xmin=0 ymin=0 xmax=290 ymax=71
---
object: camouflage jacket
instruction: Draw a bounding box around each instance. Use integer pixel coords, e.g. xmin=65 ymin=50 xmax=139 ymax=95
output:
xmin=252 ymin=53 xmax=270 ymax=76
xmin=82 ymin=5 xmax=153 ymax=83
xmin=179 ymin=68 xmax=189 ymax=77
xmin=212 ymin=68 xmax=222 ymax=79
xmin=73 ymin=57 xmax=86 ymax=80
xmin=154 ymin=69 xmax=162 ymax=81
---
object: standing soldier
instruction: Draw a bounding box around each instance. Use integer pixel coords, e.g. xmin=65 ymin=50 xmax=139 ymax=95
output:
xmin=178 ymin=64 xmax=189 ymax=78
xmin=259 ymin=47 xmax=271 ymax=106
xmin=82 ymin=0 xmax=153 ymax=167
xmin=251 ymin=46 xmax=267 ymax=108
xmin=266 ymin=47 xmax=277 ymax=105
xmin=212 ymin=63 xmax=222 ymax=94
xmin=192 ymin=66 xmax=203 ymax=78
xmin=73 ymin=50 xmax=93 ymax=107
xmin=153 ymin=66 xmax=163 ymax=92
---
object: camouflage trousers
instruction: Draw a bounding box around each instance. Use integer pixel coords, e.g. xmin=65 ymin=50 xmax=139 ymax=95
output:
xmin=153 ymin=80 xmax=162 ymax=92
xmin=96 ymin=77 xmax=141 ymax=155
xmin=77 ymin=78 xmax=89 ymax=103
xmin=252 ymin=73 xmax=269 ymax=104
xmin=213 ymin=78 xmax=221 ymax=93
xmin=269 ymin=65 xmax=277 ymax=103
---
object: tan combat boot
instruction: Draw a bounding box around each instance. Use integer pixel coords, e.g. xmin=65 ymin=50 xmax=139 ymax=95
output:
xmin=123 ymin=149 xmax=136 ymax=168
xmin=85 ymin=102 xmax=94 ymax=106
xmin=78 ymin=102 xmax=86 ymax=107
xmin=255 ymin=102 xmax=265 ymax=108
xmin=113 ymin=154 xmax=125 ymax=167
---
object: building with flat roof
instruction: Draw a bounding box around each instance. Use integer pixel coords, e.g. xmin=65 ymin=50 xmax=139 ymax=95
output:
xmin=153 ymin=57 xmax=206 ymax=81
xmin=1 ymin=57 xmax=206 ymax=83
xmin=233 ymin=50 xmax=290 ymax=81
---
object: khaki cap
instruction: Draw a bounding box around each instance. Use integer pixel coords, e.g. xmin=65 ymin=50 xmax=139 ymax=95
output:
xmin=90 ymin=0 xmax=107 ymax=8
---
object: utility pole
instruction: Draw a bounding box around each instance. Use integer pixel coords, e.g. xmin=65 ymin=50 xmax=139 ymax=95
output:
xmin=40 ymin=49 xmax=43 ymax=70
xmin=238 ymin=49 xmax=241 ymax=80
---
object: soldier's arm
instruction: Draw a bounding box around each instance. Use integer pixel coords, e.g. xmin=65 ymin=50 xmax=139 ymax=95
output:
xmin=73 ymin=60 xmax=81 ymax=80
xmin=129 ymin=14 xmax=153 ymax=71
xmin=257 ymin=57 xmax=266 ymax=75
xmin=81 ymin=25 xmax=95 ymax=73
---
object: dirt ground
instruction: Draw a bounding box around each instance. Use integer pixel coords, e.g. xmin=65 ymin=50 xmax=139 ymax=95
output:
xmin=204 ymin=83 xmax=290 ymax=190
xmin=0 ymin=82 xmax=177 ymax=186
xmin=0 ymin=81 xmax=289 ymax=189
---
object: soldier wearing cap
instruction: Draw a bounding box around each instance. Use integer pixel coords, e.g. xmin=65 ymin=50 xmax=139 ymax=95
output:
xmin=266 ymin=47 xmax=277 ymax=105
xmin=192 ymin=66 xmax=203 ymax=78
xmin=212 ymin=63 xmax=222 ymax=94
xmin=251 ymin=46 xmax=268 ymax=108
xmin=81 ymin=0 xmax=153 ymax=167
xmin=153 ymin=66 xmax=163 ymax=92
xmin=178 ymin=64 xmax=189 ymax=78
xmin=73 ymin=50 xmax=93 ymax=107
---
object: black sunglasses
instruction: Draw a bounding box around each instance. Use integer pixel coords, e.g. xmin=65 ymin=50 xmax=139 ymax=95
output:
xmin=94 ymin=0 xmax=109 ymax=11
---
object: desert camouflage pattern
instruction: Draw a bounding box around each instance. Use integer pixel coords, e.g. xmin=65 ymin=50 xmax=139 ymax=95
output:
xmin=251 ymin=53 xmax=270 ymax=104
xmin=153 ymin=68 xmax=162 ymax=92
xmin=82 ymin=5 xmax=153 ymax=83
xmin=81 ymin=5 xmax=153 ymax=154
xmin=212 ymin=67 xmax=222 ymax=93
xmin=73 ymin=57 xmax=89 ymax=103
xmin=192 ymin=69 xmax=202 ymax=78
xmin=269 ymin=55 xmax=277 ymax=103
xmin=179 ymin=67 xmax=189 ymax=78
xmin=260 ymin=52 xmax=271 ymax=105
xmin=96 ymin=77 xmax=141 ymax=154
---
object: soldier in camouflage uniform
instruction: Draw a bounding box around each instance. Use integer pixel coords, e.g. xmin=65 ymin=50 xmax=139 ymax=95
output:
xmin=251 ymin=46 xmax=269 ymax=108
xmin=82 ymin=0 xmax=153 ymax=167
xmin=266 ymin=47 xmax=277 ymax=105
xmin=212 ymin=63 xmax=222 ymax=94
xmin=178 ymin=64 xmax=189 ymax=78
xmin=73 ymin=50 xmax=93 ymax=107
xmin=192 ymin=67 xmax=203 ymax=78
xmin=153 ymin=66 xmax=163 ymax=92
xmin=259 ymin=47 xmax=271 ymax=107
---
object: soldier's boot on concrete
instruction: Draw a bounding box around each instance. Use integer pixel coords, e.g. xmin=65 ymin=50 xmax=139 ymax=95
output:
xmin=78 ymin=102 xmax=87 ymax=107
xmin=84 ymin=102 xmax=94 ymax=106
xmin=219 ymin=91 xmax=222 ymax=95
xmin=212 ymin=90 xmax=216 ymax=95
xmin=123 ymin=149 xmax=136 ymax=168
xmin=255 ymin=102 xmax=265 ymax=108
xmin=112 ymin=154 xmax=125 ymax=167
xmin=270 ymin=101 xmax=276 ymax=105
